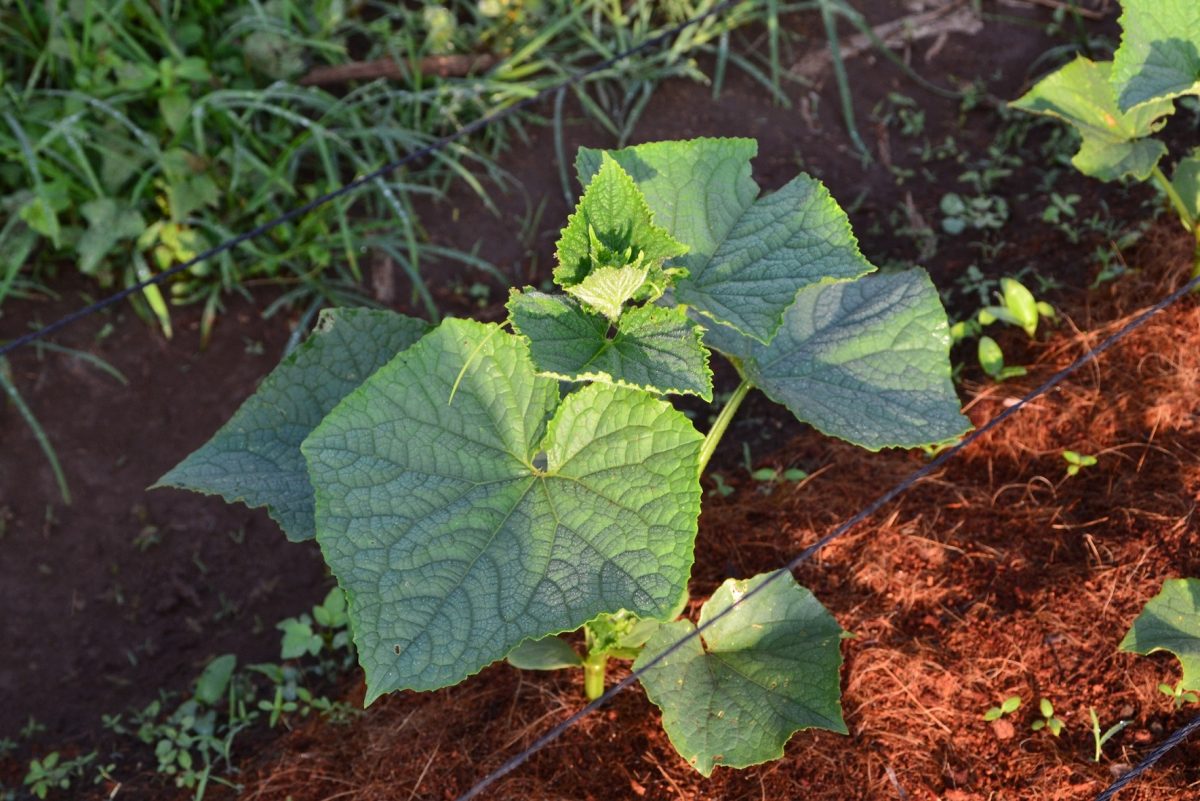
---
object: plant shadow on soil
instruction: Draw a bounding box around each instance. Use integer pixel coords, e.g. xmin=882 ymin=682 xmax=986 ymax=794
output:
xmin=1 ymin=1 xmax=1198 ymax=799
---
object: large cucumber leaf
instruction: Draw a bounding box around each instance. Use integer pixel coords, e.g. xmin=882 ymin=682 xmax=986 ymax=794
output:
xmin=1111 ymin=0 xmax=1200 ymax=112
xmin=1010 ymin=57 xmax=1174 ymax=182
xmin=555 ymin=152 xmax=687 ymax=291
xmin=578 ymin=138 xmax=874 ymax=344
xmin=302 ymin=319 xmax=703 ymax=699
xmin=635 ymin=572 xmax=847 ymax=776
xmin=1120 ymin=578 xmax=1200 ymax=691
xmin=706 ymin=271 xmax=969 ymax=451
xmin=155 ymin=308 xmax=429 ymax=541
xmin=508 ymin=290 xmax=713 ymax=400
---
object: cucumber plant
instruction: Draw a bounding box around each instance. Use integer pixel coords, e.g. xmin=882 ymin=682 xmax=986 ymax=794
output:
xmin=1010 ymin=0 xmax=1200 ymax=277
xmin=157 ymin=137 xmax=968 ymax=775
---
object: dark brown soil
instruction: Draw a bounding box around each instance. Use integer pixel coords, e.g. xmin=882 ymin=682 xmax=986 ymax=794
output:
xmin=3 ymin=1 xmax=1199 ymax=800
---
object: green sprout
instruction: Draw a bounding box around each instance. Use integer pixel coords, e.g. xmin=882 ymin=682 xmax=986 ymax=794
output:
xmin=1031 ymin=697 xmax=1064 ymax=736
xmin=983 ymin=694 xmax=1022 ymax=722
xmin=1062 ymin=450 xmax=1098 ymax=477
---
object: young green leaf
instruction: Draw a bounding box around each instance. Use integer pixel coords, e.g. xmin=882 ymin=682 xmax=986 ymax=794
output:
xmin=978 ymin=336 xmax=1006 ymax=379
xmin=579 ymin=139 xmax=874 ymax=344
xmin=706 ymin=271 xmax=970 ymax=450
xmin=506 ymin=636 xmax=582 ymax=671
xmin=155 ymin=309 xmax=429 ymax=541
xmin=302 ymin=319 xmax=703 ymax=700
xmin=1010 ymin=57 xmax=1175 ymax=181
xmin=564 ymin=264 xmax=651 ymax=320
xmin=194 ymin=654 xmax=236 ymax=706
xmin=508 ymin=290 xmax=713 ymax=399
xmin=555 ymin=153 xmax=687 ymax=289
xmin=635 ymin=572 xmax=847 ymax=776
xmin=1110 ymin=0 xmax=1200 ymax=112
xmin=1120 ymin=578 xmax=1200 ymax=691
xmin=1000 ymin=278 xmax=1040 ymax=337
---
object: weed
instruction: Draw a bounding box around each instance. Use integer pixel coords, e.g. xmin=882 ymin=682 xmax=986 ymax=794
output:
xmin=1089 ymin=707 xmax=1130 ymax=762
xmin=1031 ymin=697 xmax=1064 ymax=736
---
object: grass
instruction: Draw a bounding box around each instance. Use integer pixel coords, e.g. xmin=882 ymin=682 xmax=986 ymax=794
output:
xmin=0 ymin=0 xmax=811 ymax=345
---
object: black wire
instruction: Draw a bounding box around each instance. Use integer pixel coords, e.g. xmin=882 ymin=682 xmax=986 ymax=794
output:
xmin=1094 ymin=713 xmax=1200 ymax=801
xmin=454 ymin=272 xmax=1200 ymax=801
xmin=0 ymin=0 xmax=746 ymax=359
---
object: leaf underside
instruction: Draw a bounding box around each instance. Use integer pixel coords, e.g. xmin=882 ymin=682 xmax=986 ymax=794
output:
xmin=578 ymin=138 xmax=874 ymax=344
xmin=1120 ymin=578 xmax=1200 ymax=691
xmin=705 ymin=271 xmax=970 ymax=450
xmin=155 ymin=308 xmax=429 ymax=541
xmin=508 ymin=290 xmax=713 ymax=400
xmin=635 ymin=571 xmax=847 ymax=776
xmin=1111 ymin=0 xmax=1200 ymax=112
xmin=1010 ymin=56 xmax=1174 ymax=182
xmin=302 ymin=319 xmax=703 ymax=699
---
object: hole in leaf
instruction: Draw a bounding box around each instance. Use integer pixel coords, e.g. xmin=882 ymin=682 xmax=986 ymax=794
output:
xmin=532 ymin=451 xmax=548 ymax=472
xmin=393 ymin=645 xmax=402 ymax=656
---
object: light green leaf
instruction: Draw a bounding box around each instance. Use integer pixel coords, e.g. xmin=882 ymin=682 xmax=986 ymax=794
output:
xmin=1120 ymin=578 xmax=1200 ymax=690
xmin=195 ymin=654 xmax=236 ymax=705
xmin=1172 ymin=149 xmax=1200 ymax=221
xmin=508 ymin=290 xmax=713 ymax=400
xmin=635 ymin=572 xmax=847 ymax=776
xmin=578 ymin=139 xmax=874 ymax=344
xmin=506 ymin=636 xmax=582 ymax=670
xmin=1011 ymin=57 xmax=1174 ymax=181
xmin=706 ymin=271 xmax=970 ymax=450
xmin=76 ymin=198 xmax=145 ymax=275
xmin=155 ymin=308 xmax=429 ymax=541
xmin=565 ymin=264 xmax=650 ymax=320
xmin=278 ymin=617 xmax=323 ymax=659
xmin=302 ymin=319 xmax=703 ymax=699
xmin=555 ymin=153 xmax=687 ymax=289
xmin=1111 ymin=0 xmax=1200 ymax=112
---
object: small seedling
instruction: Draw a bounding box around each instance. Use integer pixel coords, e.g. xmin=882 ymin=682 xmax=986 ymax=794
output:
xmin=1158 ymin=680 xmax=1200 ymax=709
xmin=983 ymin=694 xmax=1022 ymax=721
xmin=1089 ymin=707 xmax=1130 ymax=762
xmin=707 ymin=473 xmax=735 ymax=498
xmin=1062 ymin=450 xmax=1098 ymax=477
xmin=1031 ymin=697 xmax=1064 ymax=736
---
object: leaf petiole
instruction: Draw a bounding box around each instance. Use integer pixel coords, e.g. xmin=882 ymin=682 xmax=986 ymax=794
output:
xmin=698 ymin=377 xmax=752 ymax=474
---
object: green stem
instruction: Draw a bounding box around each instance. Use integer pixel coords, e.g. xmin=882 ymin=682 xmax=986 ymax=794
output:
xmin=583 ymin=652 xmax=607 ymax=701
xmin=698 ymin=378 xmax=752 ymax=474
xmin=1150 ymin=165 xmax=1196 ymax=232
xmin=1148 ymin=166 xmax=1200 ymax=280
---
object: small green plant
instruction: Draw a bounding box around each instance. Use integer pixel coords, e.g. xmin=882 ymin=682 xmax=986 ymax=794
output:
xmin=159 ymin=137 xmax=968 ymax=776
xmin=952 ymin=276 xmax=1055 ymax=382
xmin=23 ymin=751 xmax=96 ymax=800
xmin=983 ymin=694 xmax=1022 ymax=721
xmin=1062 ymin=449 xmax=1098 ymax=477
xmin=1011 ymin=0 xmax=1200 ymax=279
xmin=940 ymin=192 xmax=1009 ymax=235
xmin=1090 ymin=707 xmax=1131 ymax=761
xmin=1031 ymin=697 xmax=1064 ymax=736
xmin=1158 ymin=680 xmax=1200 ymax=708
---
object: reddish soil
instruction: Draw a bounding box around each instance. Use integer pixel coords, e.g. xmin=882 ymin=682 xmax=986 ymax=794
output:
xmin=3 ymin=1 xmax=1199 ymax=800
